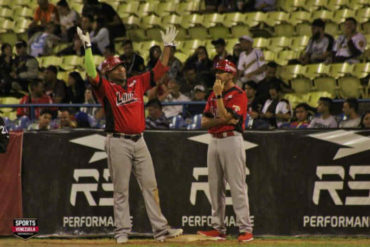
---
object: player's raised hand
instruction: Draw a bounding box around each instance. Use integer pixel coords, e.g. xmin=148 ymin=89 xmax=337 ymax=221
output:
xmin=213 ymin=79 xmax=224 ymax=96
xmin=76 ymin=27 xmax=91 ymax=48
xmin=160 ymin=26 xmax=178 ymax=47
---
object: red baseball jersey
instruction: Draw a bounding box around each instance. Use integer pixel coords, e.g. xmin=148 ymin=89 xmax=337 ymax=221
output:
xmin=17 ymin=94 xmax=54 ymax=119
xmin=91 ymin=61 xmax=168 ymax=134
xmin=203 ymin=85 xmax=248 ymax=134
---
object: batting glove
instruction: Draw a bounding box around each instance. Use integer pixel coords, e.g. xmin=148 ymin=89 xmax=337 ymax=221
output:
xmin=76 ymin=27 xmax=91 ymax=48
xmin=160 ymin=26 xmax=178 ymax=47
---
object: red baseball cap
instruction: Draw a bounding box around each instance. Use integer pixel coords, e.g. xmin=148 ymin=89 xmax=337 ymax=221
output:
xmin=215 ymin=59 xmax=237 ymax=75
xmin=101 ymin=56 xmax=125 ymax=74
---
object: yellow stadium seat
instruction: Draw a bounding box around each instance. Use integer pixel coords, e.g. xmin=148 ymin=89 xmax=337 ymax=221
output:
xmin=0 ymin=8 xmax=13 ymax=20
xmin=225 ymin=38 xmax=239 ymax=52
xmin=188 ymin=26 xmax=208 ymax=40
xmin=356 ymin=8 xmax=370 ymax=24
xmin=155 ymin=2 xmax=177 ymax=17
xmin=180 ymin=14 xmax=204 ymax=29
xmin=42 ymin=56 xmax=63 ymax=68
xmin=0 ymin=97 xmax=20 ymax=118
xmin=61 ymin=56 xmax=83 ymax=70
xmin=329 ymin=63 xmax=354 ymax=79
xmin=14 ymin=7 xmax=33 ymax=19
xmin=245 ymin=12 xmax=267 ymax=27
xmin=338 ymin=76 xmax=365 ymax=98
xmin=202 ymin=13 xmax=225 ymax=28
xmin=351 ymin=0 xmax=369 ymax=10
xmin=291 ymin=35 xmax=310 ymax=52
xmin=70 ymin=3 xmax=83 ymax=13
xmin=313 ymin=77 xmax=338 ymax=97
xmin=138 ymin=2 xmax=159 ymax=16
xmin=296 ymin=23 xmax=312 ymax=36
xmin=224 ymin=12 xmax=247 ymax=28
xmin=162 ymin=14 xmax=183 ymax=26
xmin=205 ymin=42 xmax=216 ymax=59
xmin=278 ymin=0 xmax=307 ymax=12
xmin=283 ymin=93 xmax=305 ymax=109
xmin=333 ymin=8 xmax=355 ymax=23
xmin=140 ymin=15 xmax=161 ymax=29
xmin=175 ymin=2 xmax=195 ymax=15
xmin=0 ymin=32 xmax=17 ymax=45
xmin=265 ymin=11 xmax=290 ymax=27
xmin=327 ymin=0 xmax=350 ymax=11
xmin=175 ymin=52 xmax=188 ymax=63
xmin=304 ymin=63 xmax=330 ymax=80
xmin=312 ymin=10 xmax=334 ymax=20
xmin=57 ymin=71 xmax=69 ymax=83
xmin=278 ymin=64 xmax=306 ymax=81
xmin=209 ymin=26 xmax=229 ymax=39
xmin=141 ymin=40 xmax=161 ymax=52
xmin=274 ymin=23 xmax=295 ymax=37
xmin=325 ymin=21 xmax=340 ymax=36
xmin=269 ymin=37 xmax=291 ymax=51
xmin=253 ymin=37 xmax=269 ymax=50
xmin=230 ymin=25 xmax=251 ymax=38
xmin=127 ymin=29 xmax=146 ymax=41
xmin=181 ymin=39 xmax=206 ymax=54
xmin=290 ymin=11 xmax=312 ymax=26
xmin=122 ymin=16 xmax=140 ymax=29
xmin=351 ymin=63 xmax=370 ymax=78
xmin=0 ymin=0 xmax=10 ymax=7
xmin=307 ymin=91 xmax=333 ymax=107
xmin=174 ymin=27 xmax=188 ymax=41
xmin=277 ymin=50 xmax=300 ymax=62
xmin=15 ymin=19 xmax=32 ymax=33
xmin=306 ymin=0 xmax=329 ymax=11
xmin=146 ymin=27 xmax=163 ymax=41
xmin=263 ymin=50 xmax=276 ymax=62
xmin=93 ymin=56 xmax=104 ymax=66
xmin=291 ymin=77 xmax=313 ymax=94
xmin=117 ymin=2 xmax=140 ymax=17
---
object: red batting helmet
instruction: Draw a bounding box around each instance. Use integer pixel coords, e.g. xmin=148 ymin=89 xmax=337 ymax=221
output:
xmin=101 ymin=56 xmax=125 ymax=74
xmin=215 ymin=59 xmax=237 ymax=75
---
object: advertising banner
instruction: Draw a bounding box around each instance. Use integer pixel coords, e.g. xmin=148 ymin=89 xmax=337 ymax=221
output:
xmin=22 ymin=130 xmax=370 ymax=236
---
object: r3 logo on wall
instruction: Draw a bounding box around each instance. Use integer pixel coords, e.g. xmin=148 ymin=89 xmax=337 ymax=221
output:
xmin=12 ymin=218 xmax=39 ymax=239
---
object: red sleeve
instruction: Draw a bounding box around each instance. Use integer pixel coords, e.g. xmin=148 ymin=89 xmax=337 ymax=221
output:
xmin=225 ymin=92 xmax=247 ymax=119
xmin=34 ymin=7 xmax=41 ymax=22
xmin=141 ymin=60 xmax=169 ymax=92
xmin=89 ymin=74 xmax=107 ymax=100
xmin=16 ymin=96 xmax=27 ymax=117
xmin=203 ymin=93 xmax=214 ymax=118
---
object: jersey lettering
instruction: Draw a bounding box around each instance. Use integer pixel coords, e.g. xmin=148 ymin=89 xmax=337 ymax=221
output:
xmin=116 ymin=92 xmax=137 ymax=106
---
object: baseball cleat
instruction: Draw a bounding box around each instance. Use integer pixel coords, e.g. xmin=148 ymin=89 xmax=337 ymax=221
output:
xmin=197 ymin=230 xmax=226 ymax=240
xmin=156 ymin=228 xmax=183 ymax=241
xmin=116 ymin=235 xmax=128 ymax=244
xmin=238 ymin=232 xmax=254 ymax=242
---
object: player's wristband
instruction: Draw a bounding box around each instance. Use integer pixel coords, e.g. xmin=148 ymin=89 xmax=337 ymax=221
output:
xmin=215 ymin=95 xmax=222 ymax=99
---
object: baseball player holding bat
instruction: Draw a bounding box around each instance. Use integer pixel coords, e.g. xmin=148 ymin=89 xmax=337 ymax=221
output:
xmin=76 ymin=26 xmax=182 ymax=244
xmin=198 ymin=60 xmax=253 ymax=242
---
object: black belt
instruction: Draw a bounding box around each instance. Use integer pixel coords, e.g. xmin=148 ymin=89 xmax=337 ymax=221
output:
xmin=111 ymin=133 xmax=142 ymax=142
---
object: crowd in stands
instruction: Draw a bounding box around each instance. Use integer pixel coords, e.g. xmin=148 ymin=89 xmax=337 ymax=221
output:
xmin=0 ymin=0 xmax=369 ymax=131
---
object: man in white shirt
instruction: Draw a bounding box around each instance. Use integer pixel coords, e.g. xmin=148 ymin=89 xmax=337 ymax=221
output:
xmin=308 ymin=97 xmax=337 ymax=128
xmin=162 ymin=78 xmax=190 ymax=118
xmin=237 ymin=35 xmax=266 ymax=85
xmin=333 ymin=17 xmax=367 ymax=63
xmin=339 ymin=98 xmax=361 ymax=128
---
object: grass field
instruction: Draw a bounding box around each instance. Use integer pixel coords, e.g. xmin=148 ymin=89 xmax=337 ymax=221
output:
xmin=1 ymin=235 xmax=370 ymax=247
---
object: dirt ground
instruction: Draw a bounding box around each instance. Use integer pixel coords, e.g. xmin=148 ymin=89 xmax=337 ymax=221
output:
xmin=0 ymin=235 xmax=369 ymax=247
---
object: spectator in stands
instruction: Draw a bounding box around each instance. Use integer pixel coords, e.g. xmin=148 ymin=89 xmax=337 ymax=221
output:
xmin=231 ymin=43 xmax=242 ymax=67
xmin=0 ymin=43 xmax=14 ymax=95
xmin=289 ymin=103 xmax=311 ymax=128
xmin=66 ymin=72 xmax=86 ymax=104
xmin=339 ymin=98 xmax=361 ymax=128
xmin=91 ymin=17 xmax=110 ymax=55
xmin=29 ymin=22 xmax=61 ymax=57
xmin=260 ymin=84 xmax=291 ymax=128
xmin=28 ymin=109 xmax=53 ymax=130
xmin=16 ymin=80 xmax=54 ymax=119
xmin=237 ymin=35 xmax=266 ymax=85
xmin=161 ymin=77 xmax=190 ymax=118
xmin=308 ymin=97 xmax=337 ymax=128
xmin=256 ymin=62 xmax=292 ymax=104
xmin=82 ymin=0 xmax=125 ymax=40
xmin=254 ymin=0 xmax=276 ymax=12
xmin=167 ymin=47 xmax=183 ymax=80
xmin=243 ymin=81 xmax=263 ymax=129
xmin=145 ymin=99 xmax=169 ymax=130
xmin=333 ymin=17 xmax=367 ymax=63
xmin=184 ymin=46 xmax=214 ymax=88
xmin=58 ymin=109 xmax=77 ymax=128
xmin=119 ymin=39 xmax=145 ymax=78
xmin=43 ymin=65 xmax=67 ymax=103
xmin=30 ymin=0 xmax=59 ymax=36
xmin=11 ymin=40 xmax=39 ymax=92
xmin=360 ymin=111 xmax=370 ymax=129
xmin=80 ymin=87 xmax=100 ymax=117
xmin=187 ymin=84 xmax=207 ymax=116
xmin=147 ymin=45 xmax=162 ymax=71
xmin=211 ymin=38 xmax=233 ymax=68
xmin=291 ymin=19 xmax=334 ymax=65
xmin=57 ymin=0 xmax=80 ymax=42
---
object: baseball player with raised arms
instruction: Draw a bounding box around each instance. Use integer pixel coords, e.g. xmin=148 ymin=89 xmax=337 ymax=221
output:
xmin=198 ymin=59 xmax=253 ymax=242
xmin=76 ymin=26 xmax=183 ymax=244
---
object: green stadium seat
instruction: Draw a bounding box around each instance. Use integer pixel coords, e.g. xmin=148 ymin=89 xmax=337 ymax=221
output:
xmin=274 ymin=23 xmax=295 ymax=37
xmin=140 ymin=15 xmax=161 ymax=29
xmin=225 ymin=38 xmax=239 ymax=53
xmin=283 ymin=93 xmax=305 ymax=109
xmin=0 ymin=32 xmax=17 ymax=45
xmin=296 ymin=22 xmax=312 ymax=36
xmin=312 ymin=10 xmax=334 ymax=20
xmin=0 ymin=8 xmax=13 ymax=19
xmin=175 ymin=52 xmax=188 ymax=63
xmin=351 ymin=0 xmax=369 ymax=10
xmin=181 ymin=39 xmax=206 ymax=54
xmin=276 ymin=50 xmax=300 ymax=65
xmin=351 ymin=63 xmax=370 ymax=78
xmin=42 ymin=56 xmax=63 ymax=68
xmin=265 ymin=11 xmax=290 ymax=27
xmin=117 ymin=2 xmax=140 ymax=17
xmin=356 ymin=8 xmax=370 ymax=23
xmin=155 ymin=2 xmax=177 ymax=17
xmin=122 ymin=15 xmax=140 ymax=29
xmin=277 ymin=0 xmax=307 ymax=12
xmin=205 ymin=41 xmax=216 ymax=59
xmin=304 ymin=63 xmax=330 ymax=80
xmin=329 ymin=63 xmax=354 ymax=79
xmin=209 ymin=26 xmax=230 ymax=39
xmin=291 ymin=35 xmax=310 ymax=52
xmin=202 ymin=13 xmax=225 ymax=28
xmin=278 ymin=64 xmax=306 ymax=81
xmin=175 ymin=2 xmax=196 ymax=15
xmin=188 ymin=26 xmax=208 ymax=40
xmin=327 ymin=0 xmax=350 ymax=11
xmin=291 ymin=77 xmax=313 ymax=94
xmin=290 ymin=11 xmax=312 ymax=26
xmin=313 ymin=77 xmax=338 ymax=97
xmin=70 ymin=3 xmax=83 ymax=13
xmin=269 ymin=37 xmax=291 ymax=52
xmin=146 ymin=27 xmax=163 ymax=41
xmin=306 ymin=0 xmax=329 ymax=11
xmin=245 ymin=12 xmax=267 ymax=27
xmin=333 ymin=8 xmax=355 ymax=23
xmin=223 ymin=12 xmax=247 ymax=28
xmin=230 ymin=25 xmax=251 ymax=38
xmin=0 ymin=0 xmax=10 ymax=8
xmin=180 ymin=14 xmax=204 ymax=29
xmin=253 ymin=37 xmax=269 ymax=50
xmin=61 ymin=56 xmax=83 ymax=70
xmin=162 ymin=14 xmax=183 ymax=27
xmin=338 ymin=76 xmax=365 ymax=98
xmin=141 ymin=40 xmax=161 ymax=53
xmin=263 ymin=50 xmax=276 ymax=62
xmin=127 ymin=29 xmax=146 ymax=41
xmin=307 ymin=91 xmax=333 ymax=107
xmin=325 ymin=21 xmax=340 ymax=36
xmin=15 ymin=19 xmax=32 ymax=33
xmin=138 ymin=2 xmax=158 ymax=16
xmin=14 ymin=7 xmax=33 ymax=19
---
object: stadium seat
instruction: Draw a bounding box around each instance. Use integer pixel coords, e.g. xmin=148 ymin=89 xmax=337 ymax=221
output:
xmin=356 ymin=7 xmax=370 ymax=23
xmin=140 ymin=15 xmax=161 ymax=29
xmin=274 ymin=23 xmax=295 ymax=37
xmin=175 ymin=2 xmax=196 ymax=15
xmin=304 ymin=63 xmax=330 ymax=80
xmin=13 ymin=7 xmax=33 ymax=19
xmin=141 ymin=40 xmax=161 ymax=52
xmin=265 ymin=11 xmax=290 ymax=27
xmin=291 ymin=35 xmax=310 ymax=52
xmin=276 ymin=50 xmax=299 ymax=65
xmin=0 ymin=97 xmax=20 ymax=120
xmin=313 ymin=77 xmax=338 ymax=97
xmin=283 ymin=93 xmax=306 ymax=109
xmin=117 ymin=2 xmax=140 ymax=17
xmin=181 ymin=39 xmax=206 ymax=54
xmin=202 ymin=13 xmax=225 ymax=28
xmin=351 ymin=0 xmax=369 ymax=10
xmin=42 ymin=56 xmax=63 ymax=68
xmin=333 ymin=8 xmax=355 ymax=23
xmin=0 ymin=32 xmax=17 ymax=45
xmin=180 ymin=14 xmax=204 ymax=29
xmin=70 ymin=2 xmax=83 ymax=13
xmin=205 ymin=41 xmax=216 ymax=58
xmin=338 ymin=76 xmax=365 ymax=98
xmin=15 ymin=19 xmax=32 ymax=33
xmin=188 ymin=26 xmax=208 ymax=40
xmin=138 ymin=2 xmax=158 ymax=16
xmin=225 ymin=38 xmax=239 ymax=52
xmin=175 ymin=52 xmax=188 ymax=63
xmin=325 ymin=21 xmax=340 ymax=36
xmin=278 ymin=64 xmax=306 ymax=81
xmin=329 ymin=63 xmax=354 ymax=79
xmin=127 ymin=29 xmax=146 ymax=41
xmin=224 ymin=12 xmax=247 ymax=28
xmin=230 ymin=25 xmax=251 ymax=38
xmin=269 ymin=37 xmax=291 ymax=52
xmin=0 ymin=0 xmax=10 ymax=8
xmin=146 ymin=27 xmax=163 ymax=41
xmin=122 ymin=16 xmax=140 ymax=29
xmin=245 ymin=12 xmax=267 ymax=27
xmin=306 ymin=0 xmax=329 ymax=11
xmin=57 ymin=71 xmax=69 ymax=83
xmin=312 ymin=10 xmax=334 ymax=20
xmin=290 ymin=11 xmax=312 ymax=26
xmin=0 ymin=7 xmax=12 ymax=19
xmin=0 ymin=20 xmax=15 ymax=32
xmin=209 ymin=26 xmax=230 ymax=39
xmin=296 ymin=22 xmax=312 ymax=36
xmin=162 ymin=14 xmax=183 ymax=27
xmin=155 ymin=2 xmax=177 ymax=17
xmin=307 ymin=91 xmax=333 ymax=107
xmin=352 ymin=63 xmax=370 ymax=78
xmin=291 ymin=77 xmax=313 ymax=94
xmin=93 ymin=56 xmax=104 ymax=66
xmin=327 ymin=0 xmax=350 ymax=10
xmin=263 ymin=50 xmax=276 ymax=62
xmin=61 ymin=56 xmax=83 ymax=70
xmin=278 ymin=0 xmax=307 ymax=12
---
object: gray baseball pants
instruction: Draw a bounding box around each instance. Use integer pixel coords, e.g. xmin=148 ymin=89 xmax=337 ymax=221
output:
xmin=207 ymin=133 xmax=253 ymax=234
xmin=105 ymin=134 xmax=169 ymax=239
